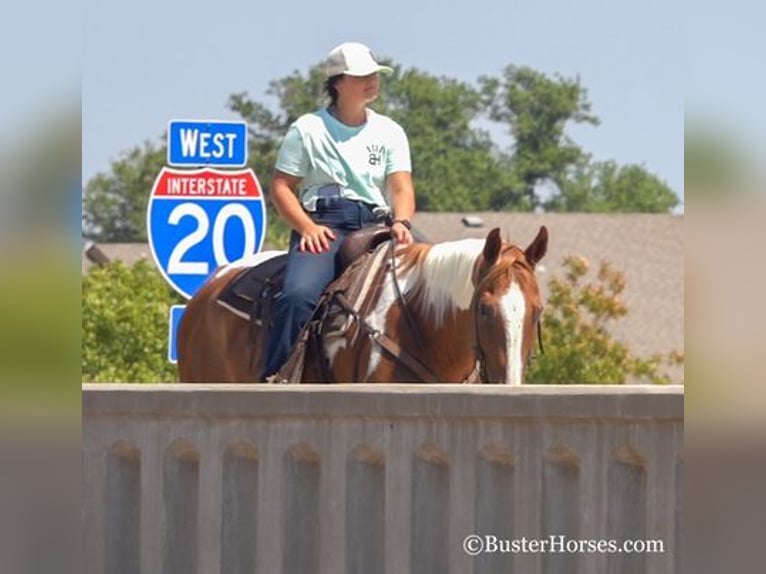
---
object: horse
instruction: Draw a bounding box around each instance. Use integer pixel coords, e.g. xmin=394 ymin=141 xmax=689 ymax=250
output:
xmin=177 ymin=226 xmax=548 ymax=384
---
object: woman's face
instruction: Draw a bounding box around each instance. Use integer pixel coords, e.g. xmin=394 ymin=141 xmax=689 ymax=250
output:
xmin=337 ymin=73 xmax=380 ymax=105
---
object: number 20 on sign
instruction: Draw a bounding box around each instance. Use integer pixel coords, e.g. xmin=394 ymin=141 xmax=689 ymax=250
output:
xmin=147 ymin=167 xmax=267 ymax=300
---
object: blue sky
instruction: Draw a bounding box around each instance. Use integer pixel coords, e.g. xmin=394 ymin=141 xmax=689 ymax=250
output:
xmin=685 ymin=1 xmax=766 ymax=167
xmin=0 ymin=2 xmax=78 ymax=151
xmin=80 ymin=0 xmax=692 ymax=203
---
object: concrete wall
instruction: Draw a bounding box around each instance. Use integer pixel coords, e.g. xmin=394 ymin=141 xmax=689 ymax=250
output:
xmin=82 ymin=384 xmax=683 ymax=574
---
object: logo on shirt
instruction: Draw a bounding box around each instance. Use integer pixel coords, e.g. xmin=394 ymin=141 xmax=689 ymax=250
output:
xmin=367 ymin=144 xmax=385 ymax=166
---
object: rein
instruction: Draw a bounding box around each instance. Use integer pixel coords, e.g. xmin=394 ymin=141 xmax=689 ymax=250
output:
xmin=370 ymin=240 xmax=441 ymax=382
xmin=328 ymin=239 xmax=442 ymax=383
xmin=330 ymin=291 xmax=442 ymax=383
xmin=388 ymin=241 xmax=428 ymax=352
xmin=535 ymin=314 xmax=545 ymax=358
xmin=470 ymin=277 xmax=490 ymax=384
xmin=373 ymin=240 xmax=475 ymax=383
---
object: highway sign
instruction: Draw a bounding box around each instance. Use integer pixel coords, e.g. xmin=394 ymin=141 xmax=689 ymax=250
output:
xmin=147 ymin=166 xmax=266 ymax=299
xmin=167 ymin=120 xmax=247 ymax=167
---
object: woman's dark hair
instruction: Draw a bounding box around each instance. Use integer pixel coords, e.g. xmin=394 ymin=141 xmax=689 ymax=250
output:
xmin=324 ymin=75 xmax=343 ymax=107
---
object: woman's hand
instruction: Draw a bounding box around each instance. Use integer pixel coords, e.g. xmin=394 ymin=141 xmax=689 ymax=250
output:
xmin=299 ymin=222 xmax=337 ymax=253
xmin=391 ymin=221 xmax=413 ymax=245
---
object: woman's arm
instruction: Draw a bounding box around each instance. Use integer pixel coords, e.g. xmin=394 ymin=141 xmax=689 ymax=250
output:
xmin=270 ymin=170 xmax=336 ymax=253
xmin=387 ymin=170 xmax=415 ymax=245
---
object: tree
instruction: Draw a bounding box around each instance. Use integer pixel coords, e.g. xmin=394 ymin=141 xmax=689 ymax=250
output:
xmin=380 ymin=68 xmax=517 ymax=211
xmin=482 ymin=66 xmax=600 ymax=208
xmin=82 ymin=141 xmax=166 ymax=241
xmin=548 ymin=160 xmax=679 ymax=212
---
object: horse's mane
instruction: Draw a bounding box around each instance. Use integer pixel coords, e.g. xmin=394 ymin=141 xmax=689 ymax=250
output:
xmin=396 ymin=240 xmax=535 ymax=327
xmin=396 ymin=238 xmax=486 ymax=327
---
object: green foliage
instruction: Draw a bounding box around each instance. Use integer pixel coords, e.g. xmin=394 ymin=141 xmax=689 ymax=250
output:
xmin=527 ymin=256 xmax=683 ymax=384
xmin=82 ymin=260 xmax=182 ymax=382
xmin=549 ymin=160 xmax=679 ymax=212
xmin=482 ymin=66 xmax=599 ymax=207
xmin=381 ymin=68 xmax=517 ymax=211
xmin=83 ymin=140 xmax=166 ymax=241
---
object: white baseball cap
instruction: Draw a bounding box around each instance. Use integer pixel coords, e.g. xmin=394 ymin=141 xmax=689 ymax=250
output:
xmin=325 ymin=42 xmax=393 ymax=77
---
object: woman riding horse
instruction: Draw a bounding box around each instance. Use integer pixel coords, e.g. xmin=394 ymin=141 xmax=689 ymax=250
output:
xmin=262 ymin=41 xmax=416 ymax=382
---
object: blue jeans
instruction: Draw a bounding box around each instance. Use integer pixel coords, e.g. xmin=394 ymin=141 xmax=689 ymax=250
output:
xmin=262 ymin=198 xmax=382 ymax=378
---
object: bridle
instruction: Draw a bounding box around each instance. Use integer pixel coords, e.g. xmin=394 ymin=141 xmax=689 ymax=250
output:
xmin=470 ymin=286 xmax=491 ymax=384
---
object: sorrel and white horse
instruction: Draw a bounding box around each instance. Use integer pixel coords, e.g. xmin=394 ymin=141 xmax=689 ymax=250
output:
xmin=178 ymin=226 xmax=547 ymax=384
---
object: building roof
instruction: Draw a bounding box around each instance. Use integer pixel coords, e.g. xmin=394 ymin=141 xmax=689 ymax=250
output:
xmin=82 ymin=242 xmax=152 ymax=275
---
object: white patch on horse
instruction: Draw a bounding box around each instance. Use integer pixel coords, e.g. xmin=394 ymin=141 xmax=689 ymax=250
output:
xmin=213 ymin=250 xmax=285 ymax=279
xmin=365 ymin=267 xmax=412 ymax=379
xmin=406 ymin=239 xmax=485 ymax=327
xmin=323 ymin=336 xmax=346 ymax=367
xmin=500 ymin=281 xmax=526 ymax=385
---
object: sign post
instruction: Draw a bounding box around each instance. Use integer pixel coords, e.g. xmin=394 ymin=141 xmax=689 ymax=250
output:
xmin=148 ymin=119 xmax=266 ymax=363
xmin=167 ymin=305 xmax=186 ymax=363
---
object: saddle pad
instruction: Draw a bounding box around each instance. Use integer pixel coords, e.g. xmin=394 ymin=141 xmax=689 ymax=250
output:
xmin=216 ymin=253 xmax=288 ymax=320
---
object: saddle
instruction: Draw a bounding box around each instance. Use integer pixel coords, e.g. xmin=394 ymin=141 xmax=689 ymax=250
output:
xmin=216 ymin=253 xmax=288 ymax=322
xmin=215 ymin=225 xmax=394 ymax=379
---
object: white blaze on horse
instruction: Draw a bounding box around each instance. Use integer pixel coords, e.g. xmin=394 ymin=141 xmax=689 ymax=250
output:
xmin=177 ymin=226 xmax=547 ymax=384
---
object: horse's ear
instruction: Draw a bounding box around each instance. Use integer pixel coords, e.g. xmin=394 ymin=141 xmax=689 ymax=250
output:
xmin=525 ymin=226 xmax=548 ymax=268
xmin=483 ymin=228 xmax=503 ymax=266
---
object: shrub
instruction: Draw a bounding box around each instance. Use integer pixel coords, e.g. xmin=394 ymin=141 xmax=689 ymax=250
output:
xmin=526 ymin=256 xmax=683 ymax=384
xmin=82 ymin=260 xmax=182 ymax=382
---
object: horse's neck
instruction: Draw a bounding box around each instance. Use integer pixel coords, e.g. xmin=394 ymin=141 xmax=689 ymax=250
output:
xmin=393 ymin=246 xmax=482 ymax=382
xmin=357 ymin=274 xmax=477 ymax=382
xmin=412 ymin=307 xmax=477 ymax=382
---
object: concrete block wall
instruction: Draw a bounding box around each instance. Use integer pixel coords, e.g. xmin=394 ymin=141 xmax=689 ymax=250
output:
xmin=82 ymin=384 xmax=683 ymax=574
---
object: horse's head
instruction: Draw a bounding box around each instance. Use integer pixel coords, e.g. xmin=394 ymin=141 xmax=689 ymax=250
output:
xmin=471 ymin=226 xmax=548 ymax=384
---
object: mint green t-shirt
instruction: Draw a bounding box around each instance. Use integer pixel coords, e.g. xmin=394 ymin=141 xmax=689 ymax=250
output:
xmin=275 ymin=108 xmax=412 ymax=212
